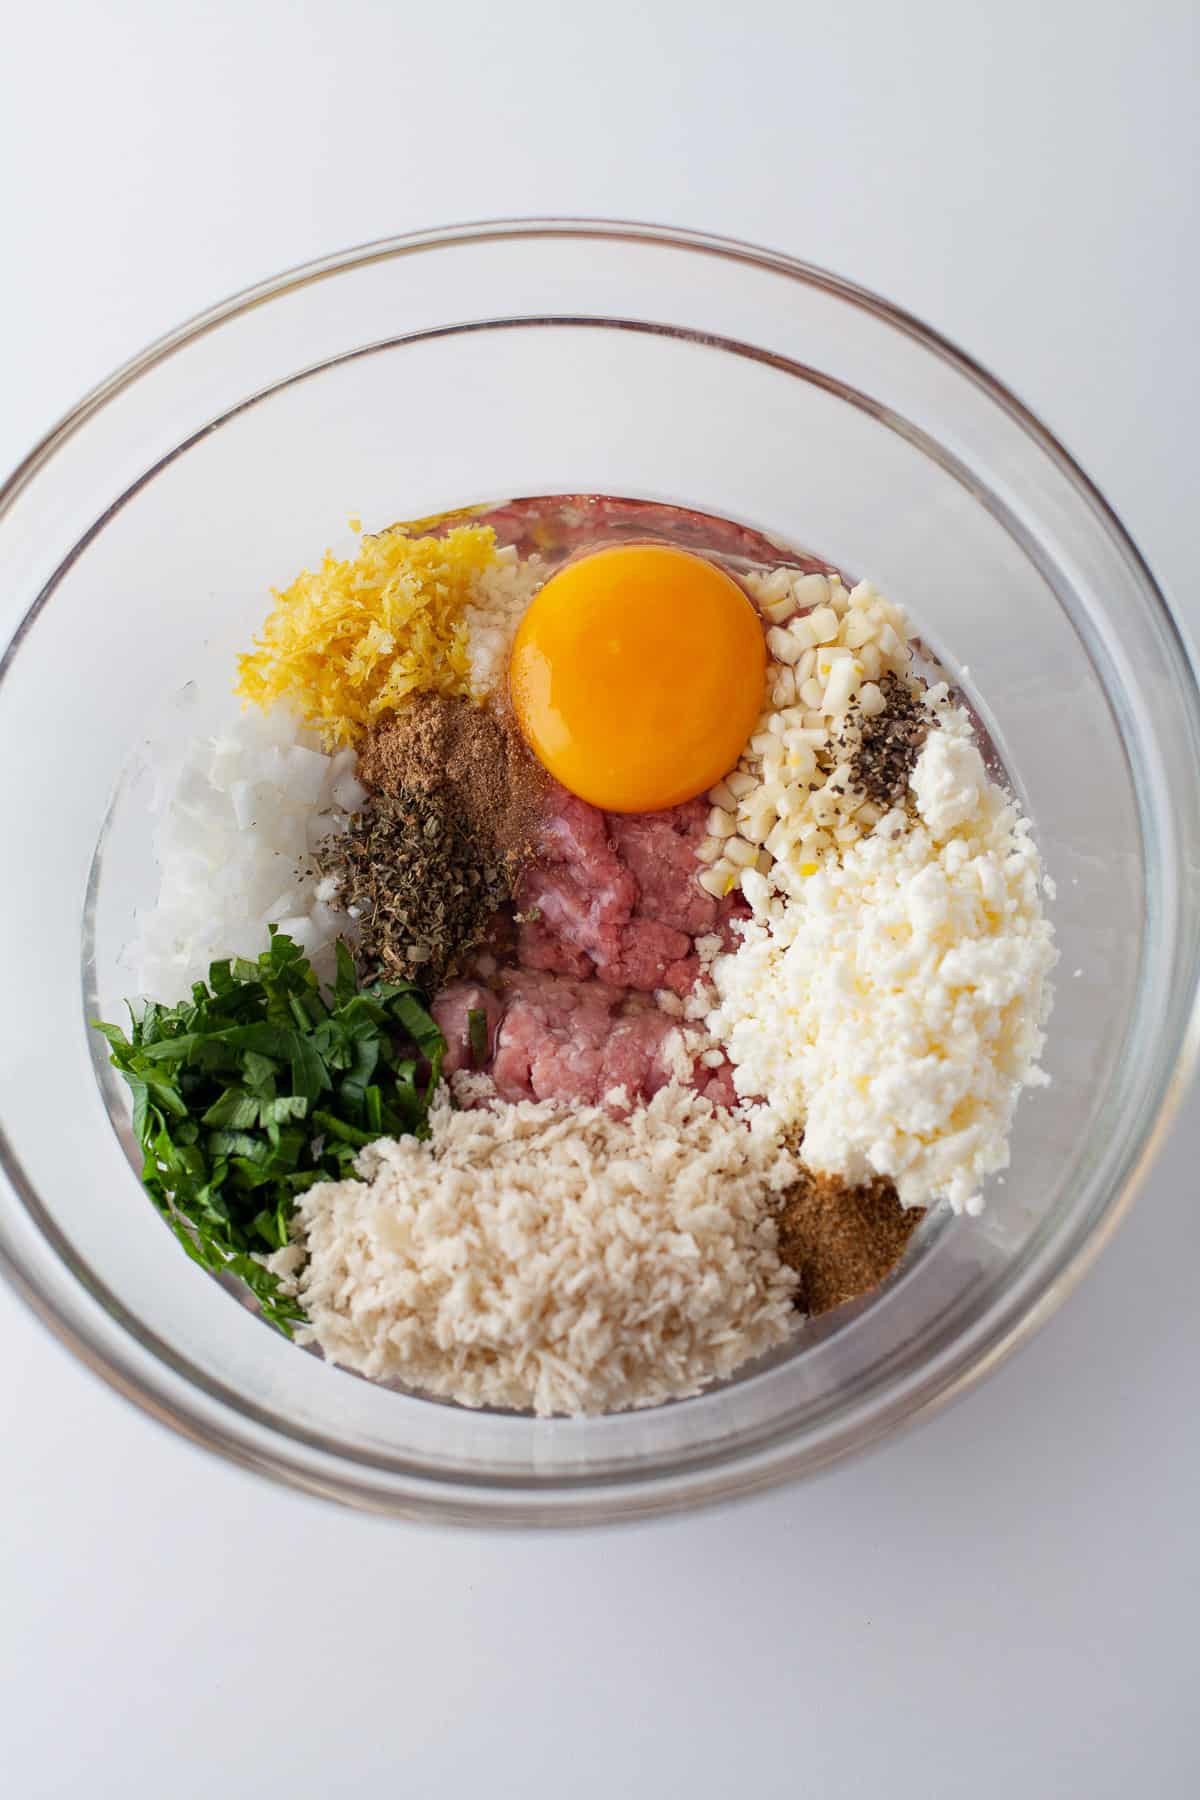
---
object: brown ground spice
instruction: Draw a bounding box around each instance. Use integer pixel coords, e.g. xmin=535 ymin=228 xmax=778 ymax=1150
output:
xmin=359 ymin=693 xmax=549 ymax=866
xmin=775 ymin=1169 xmax=924 ymax=1315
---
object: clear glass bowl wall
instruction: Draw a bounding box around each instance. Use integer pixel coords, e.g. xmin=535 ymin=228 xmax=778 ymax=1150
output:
xmin=1 ymin=224 xmax=1197 ymax=1523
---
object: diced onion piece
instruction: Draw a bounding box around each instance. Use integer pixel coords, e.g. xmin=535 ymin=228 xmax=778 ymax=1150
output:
xmin=815 ymin=644 xmax=852 ymax=677
xmin=739 ymin=802 xmax=775 ymax=846
xmin=786 ymin=614 xmax=818 ymax=652
xmin=842 ymin=611 xmax=876 ymax=649
xmin=877 ymin=622 xmax=904 ymax=662
xmin=784 ymin=739 xmax=817 ymax=779
xmin=333 ymin=773 xmax=368 ymax=813
xmin=765 ymin=818 xmax=795 ymax=857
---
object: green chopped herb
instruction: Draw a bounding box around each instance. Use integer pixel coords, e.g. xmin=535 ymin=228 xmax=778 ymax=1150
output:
xmin=95 ymin=928 xmax=445 ymax=1336
xmin=467 ymin=1007 xmax=489 ymax=1069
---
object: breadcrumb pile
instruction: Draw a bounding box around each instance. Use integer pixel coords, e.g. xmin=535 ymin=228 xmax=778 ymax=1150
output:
xmin=272 ymin=1084 xmax=799 ymax=1416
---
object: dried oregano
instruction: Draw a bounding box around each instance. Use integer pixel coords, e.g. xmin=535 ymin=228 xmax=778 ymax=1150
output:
xmin=317 ymin=787 xmax=510 ymax=987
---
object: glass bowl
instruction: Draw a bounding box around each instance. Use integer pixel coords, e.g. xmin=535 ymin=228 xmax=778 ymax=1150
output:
xmin=1 ymin=220 xmax=1197 ymax=1526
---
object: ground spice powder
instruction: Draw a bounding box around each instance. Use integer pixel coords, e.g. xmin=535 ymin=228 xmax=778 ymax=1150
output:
xmin=322 ymin=695 xmax=550 ymax=987
xmin=358 ymin=693 xmax=549 ymax=866
xmin=775 ymin=1168 xmax=924 ymax=1315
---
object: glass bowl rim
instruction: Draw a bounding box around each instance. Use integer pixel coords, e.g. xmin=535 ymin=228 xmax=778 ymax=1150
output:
xmin=2 ymin=215 xmax=1198 ymax=1525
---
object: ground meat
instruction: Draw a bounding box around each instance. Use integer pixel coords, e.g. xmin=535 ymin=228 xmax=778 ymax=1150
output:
xmin=434 ymin=970 xmax=704 ymax=1107
xmin=606 ymin=803 xmax=723 ymax=936
xmin=515 ymin=791 xmax=637 ymax=964
xmin=513 ymin=789 xmax=728 ymax=995
xmin=430 ymin=779 xmax=745 ymax=1106
xmin=431 ymin=981 xmax=506 ymax=1068
xmin=512 ymin=914 xmax=594 ymax=979
xmin=433 ymin=962 xmax=741 ymax=1111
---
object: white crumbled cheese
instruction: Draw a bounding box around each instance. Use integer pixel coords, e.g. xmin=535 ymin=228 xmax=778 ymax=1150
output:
xmin=660 ymin=1027 xmax=695 ymax=1083
xmin=707 ymin=708 xmax=1057 ymax=1213
xmin=909 ymin=729 xmax=988 ymax=836
xmin=683 ymin=977 xmax=717 ymax=1021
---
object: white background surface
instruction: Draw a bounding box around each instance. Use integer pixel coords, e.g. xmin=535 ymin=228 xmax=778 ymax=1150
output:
xmin=3 ymin=3 xmax=1198 ymax=1795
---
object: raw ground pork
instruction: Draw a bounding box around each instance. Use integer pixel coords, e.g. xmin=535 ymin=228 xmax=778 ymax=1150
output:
xmin=433 ymin=788 xmax=743 ymax=1108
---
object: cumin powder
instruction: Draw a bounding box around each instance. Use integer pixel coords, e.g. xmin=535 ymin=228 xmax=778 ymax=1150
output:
xmin=358 ymin=693 xmax=549 ymax=865
xmin=776 ymin=1169 xmax=923 ymax=1315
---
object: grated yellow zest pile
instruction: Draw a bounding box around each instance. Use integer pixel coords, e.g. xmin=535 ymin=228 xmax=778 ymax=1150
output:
xmin=236 ymin=524 xmax=499 ymax=747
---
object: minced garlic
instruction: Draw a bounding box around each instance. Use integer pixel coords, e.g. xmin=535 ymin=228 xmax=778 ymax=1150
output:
xmin=699 ymin=571 xmax=920 ymax=900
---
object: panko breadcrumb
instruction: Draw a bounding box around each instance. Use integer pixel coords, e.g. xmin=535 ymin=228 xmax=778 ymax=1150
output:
xmin=272 ymin=1084 xmax=799 ymax=1416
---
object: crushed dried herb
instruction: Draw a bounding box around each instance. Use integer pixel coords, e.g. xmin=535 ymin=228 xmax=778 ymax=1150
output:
xmin=776 ymin=1167 xmax=924 ymax=1315
xmin=848 ymin=671 xmax=933 ymax=812
xmin=316 ymin=787 xmax=510 ymax=988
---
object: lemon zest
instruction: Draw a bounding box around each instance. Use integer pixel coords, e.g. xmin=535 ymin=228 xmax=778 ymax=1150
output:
xmin=236 ymin=525 xmax=497 ymax=748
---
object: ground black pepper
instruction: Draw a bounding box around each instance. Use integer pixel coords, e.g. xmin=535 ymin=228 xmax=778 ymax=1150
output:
xmin=848 ymin=671 xmax=933 ymax=812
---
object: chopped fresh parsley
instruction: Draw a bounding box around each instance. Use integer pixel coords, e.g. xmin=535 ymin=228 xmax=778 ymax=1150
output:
xmin=467 ymin=1006 xmax=489 ymax=1069
xmin=95 ymin=930 xmax=444 ymax=1335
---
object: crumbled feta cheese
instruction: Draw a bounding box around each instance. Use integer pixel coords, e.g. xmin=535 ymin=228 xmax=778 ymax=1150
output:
xmin=910 ymin=729 xmax=988 ymax=837
xmin=707 ymin=707 xmax=1057 ymax=1213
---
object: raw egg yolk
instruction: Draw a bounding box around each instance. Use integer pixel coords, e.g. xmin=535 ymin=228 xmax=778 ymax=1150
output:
xmin=508 ymin=543 xmax=766 ymax=813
